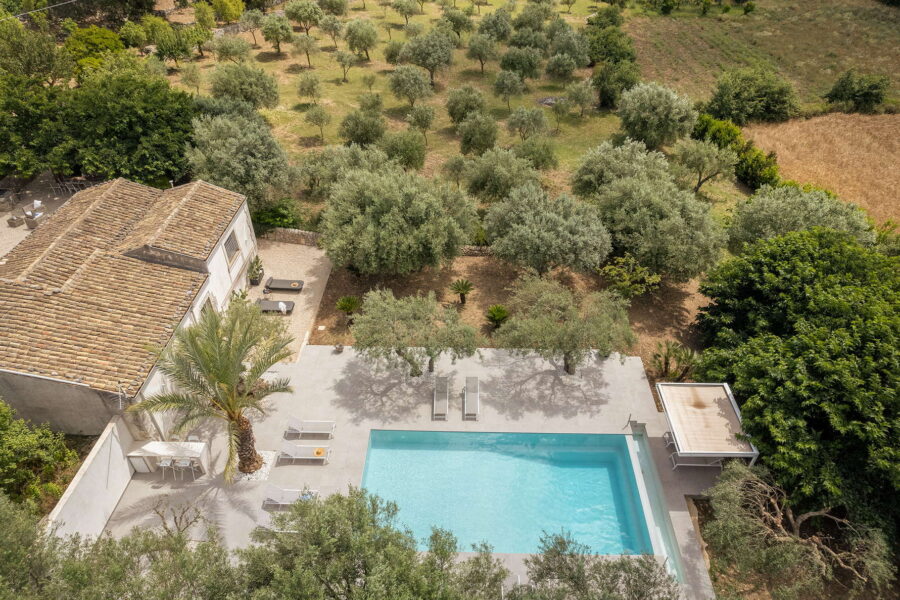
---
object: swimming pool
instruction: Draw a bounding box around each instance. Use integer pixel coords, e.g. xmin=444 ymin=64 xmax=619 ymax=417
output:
xmin=361 ymin=430 xmax=654 ymax=555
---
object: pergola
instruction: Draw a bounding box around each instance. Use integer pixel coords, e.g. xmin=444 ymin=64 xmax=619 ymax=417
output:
xmin=656 ymin=382 xmax=758 ymax=470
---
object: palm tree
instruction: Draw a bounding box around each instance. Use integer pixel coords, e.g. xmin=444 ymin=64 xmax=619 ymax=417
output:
xmin=128 ymin=299 xmax=293 ymax=482
xmin=449 ymin=279 xmax=474 ymax=305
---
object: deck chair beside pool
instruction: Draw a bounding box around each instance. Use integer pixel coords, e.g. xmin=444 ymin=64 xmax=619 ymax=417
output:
xmin=279 ymin=440 xmax=331 ymax=464
xmin=433 ymin=376 xmax=449 ymax=420
xmin=262 ymin=484 xmax=318 ymax=510
xmin=285 ymin=418 xmax=336 ymax=439
xmin=463 ymin=377 xmax=479 ymax=421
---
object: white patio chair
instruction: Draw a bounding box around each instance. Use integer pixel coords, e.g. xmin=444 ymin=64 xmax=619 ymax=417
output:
xmin=463 ymin=377 xmax=480 ymax=421
xmin=284 ymin=418 xmax=336 ymax=439
xmin=175 ymin=458 xmax=200 ymax=481
xmin=262 ymin=485 xmax=318 ymax=510
xmin=433 ymin=376 xmax=449 ymax=421
xmin=158 ymin=457 xmax=175 ymax=480
xmin=278 ymin=440 xmax=331 ymax=464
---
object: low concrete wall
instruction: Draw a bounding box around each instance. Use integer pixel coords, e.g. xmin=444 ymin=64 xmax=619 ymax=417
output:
xmin=46 ymin=416 xmax=135 ymax=539
xmin=262 ymin=227 xmax=322 ymax=246
xmin=0 ymin=370 xmax=121 ymax=435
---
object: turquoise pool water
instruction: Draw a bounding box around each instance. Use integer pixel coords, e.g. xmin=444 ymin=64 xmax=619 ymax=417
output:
xmin=361 ymin=430 xmax=653 ymax=554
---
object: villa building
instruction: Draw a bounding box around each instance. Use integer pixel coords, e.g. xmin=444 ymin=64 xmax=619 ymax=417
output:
xmin=0 ymin=178 xmax=255 ymax=435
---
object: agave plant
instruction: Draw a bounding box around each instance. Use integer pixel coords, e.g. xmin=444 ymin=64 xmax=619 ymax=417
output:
xmin=449 ymin=279 xmax=474 ymax=305
xmin=336 ymin=295 xmax=362 ymax=324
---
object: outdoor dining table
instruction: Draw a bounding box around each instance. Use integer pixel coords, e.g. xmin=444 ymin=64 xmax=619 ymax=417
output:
xmin=126 ymin=441 xmax=210 ymax=476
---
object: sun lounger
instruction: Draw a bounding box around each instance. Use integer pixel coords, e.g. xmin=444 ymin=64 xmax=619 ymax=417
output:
xmin=285 ymin=418 xmax=336 ymax=439
xmin=279 ymin=440 xmax=331 ymax=464
xmin=463 ymin=376 xmax=479 ymax=421
xmin=262 ymin=484 xmax=318 ymax=510
xmin=256 ymin=299 xmax=295 ymax=314
xmin=433 ymin=376 xmax=449 ymax=421
xmin=265 ymin=277 xmax=304 ymax=292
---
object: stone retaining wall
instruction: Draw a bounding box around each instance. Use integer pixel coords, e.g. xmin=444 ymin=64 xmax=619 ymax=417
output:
xmin=262 ymin=227 xmax=322 ymax=246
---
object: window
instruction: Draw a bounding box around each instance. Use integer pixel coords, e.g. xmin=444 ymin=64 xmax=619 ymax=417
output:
xmin=201 ymin=295 xmax=217 ymax=316
xmin=223 ymin=231 xmax=240 ymax=265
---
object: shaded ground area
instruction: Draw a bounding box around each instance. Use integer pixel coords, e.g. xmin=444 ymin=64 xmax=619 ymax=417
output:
xmin=0 ymin=171 xmax=73 ymax=259
xmin=310 ymin=256 xmax=707 ymax=370
xmin=626 ymin=0 xmax=900 ymax=103
xmin=744 ymin=113 xmax=900 ymax=224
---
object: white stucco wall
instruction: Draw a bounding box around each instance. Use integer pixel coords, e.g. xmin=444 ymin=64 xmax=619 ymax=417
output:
xmin=46 ymin=416 xmax=135 ymax=539
xmin=194 ymin=203 xmax=256 ymax=317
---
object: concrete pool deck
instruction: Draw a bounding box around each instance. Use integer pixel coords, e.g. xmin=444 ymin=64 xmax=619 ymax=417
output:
xmin=105 ymin=346 xmax=718 ymax=598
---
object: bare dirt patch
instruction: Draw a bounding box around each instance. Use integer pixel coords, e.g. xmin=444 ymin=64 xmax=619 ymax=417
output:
xmin=310 ymin=256 xmax=707 ymax=371
xmin=744 ymin=113 xmax=900 ymax=223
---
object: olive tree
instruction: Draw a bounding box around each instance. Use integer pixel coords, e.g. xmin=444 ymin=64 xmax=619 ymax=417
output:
xmin=499 ymin=46 xmax=542 ymax=80
xmin=617 ymin=82 xmax=697 ymax=149
xmin=388 ymin=65 xmax=433 ymax=106
xmin=493 ymin=69 xmax=525 ymax=109
xmin=321 ymin=167 xmax=476 ymax=275
xmin=446 ymin=85 xmax=486 ymax=124
xmin=209 ymin=62 xmax=279 ymax=108
xmin=463 ymin=148 xmax=539 ymax=201
xmin=319 ymin=14 xmax=343 ymax=47
xmin=297 ymin=71 xmax=321 ymax=103
xmin=728 ymin=184 xmax=875 ymax=252
xmin=335 ymin=50 xmax=357 ymax=81
xmin=318 ymin=0 xmax=348 ymax=15
xmin=187 ymin=113 xmax=290 ymax=209
xmin=285 ymin=0 xmax=323 ymax=33
xmin=291 ymin=33 xmax=320 ymax=67
xmin=338 ymin=108 xmax=386 ymax=145
xmin=211 ymin=35 xmax=251 ymax=62
xmin=591 ymin=59 xmax=639 ymax=108
xmin=345 ymin=18 xmax=378 ymax=60
xmin=672 ymin=138 xmax=737 ymax=193
xmin=566 ymin=79 xmax=594 ymax=116
xmin=239 ymin=8 xmax=265 ymax=45
xmin=466 ymin=33 xmax=498 ymax=73
xmin=707 ymin=66 xmax=798 ymax=125
xmin=570 ymin=139 xmax=670 ymax=198
xmin=486 ymin=183 xmax=612 ymax=275
xmin=392 ymin=0 xmax=418 ymax=24
xmin=457 ymin=112 xmax=497 ymax=155
xmin=261 ymin=14 xmax=293 ymax=54
xmin=400 ymin=29 xmax=455 ymax=84
xmin=304 ymin=106 xmax=330 ymax=143
xmin=496 ymin=277 xmax=634 ymax=375
xmin=379 ymin=129 xmax=427 ymax=169
xmin=506 ymin=106 xmax=547 ymax=140
xmin=594 ymin=176 xmax=725 ymax=280
xmin=406 ymin=104 xmax=435 ymax=144
xmin=352 ymin=290 xmax=478 ymax=376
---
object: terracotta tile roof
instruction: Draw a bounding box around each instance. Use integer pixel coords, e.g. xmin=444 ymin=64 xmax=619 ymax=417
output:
xmin=0 ymin=179 xmax=246 ymax=395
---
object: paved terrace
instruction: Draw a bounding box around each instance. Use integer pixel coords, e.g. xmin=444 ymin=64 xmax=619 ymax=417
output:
xmin=106 ymin=347 xmax=717 ymax=598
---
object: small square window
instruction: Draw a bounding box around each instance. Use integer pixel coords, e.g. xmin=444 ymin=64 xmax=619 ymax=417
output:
xmin=224 ymin=231 xmax=240 ymax=265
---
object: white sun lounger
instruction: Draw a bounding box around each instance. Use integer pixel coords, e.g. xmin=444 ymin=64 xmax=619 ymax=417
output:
xmin=463 ymin=376 xmax=479 ymax=421
xmin=433 ymin=376 xmax=449 ymax=421
xmin=262 ymin=484 xmax=319 ymax=510
xmin=285 ymin=418 xmax=336 ymax=439
xmin=279 ymin=440 xmax=332 ymax=464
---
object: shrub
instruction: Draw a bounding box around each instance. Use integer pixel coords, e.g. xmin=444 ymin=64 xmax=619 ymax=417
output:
xmin=486 ymin=304 xmax=509 ymax=328
xmin=734 ymin=145 xmax=780 ymax=189
xmin=600 ymin=254 xmax=661 ymax=298
xmin=383 ymin=40 xmax=406 ymax=64
xmin=251 ymin=197 xmax=302 ymax=234
xmin=512 ymin=136 xmax=558 ymax=170
xmin=617 ymin=82 xmax=697 ymax=149
xmin=457 ymin=112 xmax=498 ymax=155
xmin=336 ymin=295 xmax=362 ymax=317
xmin=446 ymin=85 xmax=486 ymax=125
xmin=0 ymin=399 xmax=77 ymax=506
xmin=379 ymin=130 xmax=426 ymax=170
xmin=824 ymin=70 xmax=890 ymax=113
xmin=650 ymin=340 xmax=697 ymax=381
xmin=707 ymin=66 xmax=798 ymax=125
xmin=591 ymin=59 xmax=639 ymax=109
xmin=585 ymin=25 xmax=635 ymax=64
xmin=729 ymin=184 xmax=875 ymax=251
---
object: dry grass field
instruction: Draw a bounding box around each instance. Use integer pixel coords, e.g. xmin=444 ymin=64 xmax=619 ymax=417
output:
xmin=625 ymin=0 xmax=900 ymax=103
xmin=744 ymin=113 xmax=900 ymax=224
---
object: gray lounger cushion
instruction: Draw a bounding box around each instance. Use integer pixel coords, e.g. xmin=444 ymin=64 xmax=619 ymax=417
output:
xmin=256 ymin=299 xmax=295 ymax=314
xmin=265 ymin=277 xmax=304 ymax=292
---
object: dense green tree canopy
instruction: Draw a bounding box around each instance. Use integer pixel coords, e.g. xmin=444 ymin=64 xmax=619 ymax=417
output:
xmin=594 ymin=176 xmax=724 ymax=280
xmin=464 ymin=148 xmax=539 ymax=200
xmin=617 ymin=82 xmax=697 ymax=149
xmin=478 ymin=7 xmax=512 ymax=41
xmin=497 ymin=276 xmax=634 ymax=374
xmin=209 ymin=62 xmax=279 ymax=108
xmin=729 ymin=184 xmax=875 ymax=252
xmin=187 ymin=113 xmax=291 ymax=209
xmin=0 ymin=24 xmax=73 ymax=85
xmin=698 ymin=229 xmax=900 ymax=540
xmin=379 ymin=129 xmax=427 ymax=169
xmin=50 ymin=70 xmax=194 ymax=185
xmin=824 ymin=69 xmax=890 ymax=113
xmin=0 ymin=75 xmax=63 ymax=178
xmin=706 ymin=66 xmax=798 ymax=125
xmin=457 ymin=112 xmax=498 ymax=155
xmin=63 ymin=25 xmax=124 ymax=74
xmin=339 ymin=108 xmax=387 ymax=145
xmin=321 ymin=167 xmax=475 ymax=275
xmin=499 ymin=46 xmax=542 ymax=80
xmin=352 ymin=290 xmax=478 ymax=376
xmin=570 ymin=139 xmax=670 ymax=198
xmin=485 ymin=183 xmax=611 ymax=275
xmin=446 ymin=85 xmax=486 ymax=124
xmin=591 ymin=59 xmax=639 ymax=108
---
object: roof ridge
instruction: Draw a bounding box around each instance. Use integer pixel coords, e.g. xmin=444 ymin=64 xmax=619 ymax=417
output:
xmin=13 ymin=179 xmax=126 ymax=283
xmin=143 ymin=180 xmax=202 ymax=250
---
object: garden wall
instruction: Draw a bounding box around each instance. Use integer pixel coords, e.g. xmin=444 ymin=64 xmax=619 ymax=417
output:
xmin=263 ymin=227 xmax=322 ymax=246
xmin=45 ymin=416 xmax=135 ymax=539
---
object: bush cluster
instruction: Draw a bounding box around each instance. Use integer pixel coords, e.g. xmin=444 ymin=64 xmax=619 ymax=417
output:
xmin=692 ymin=113 xmax=779 ymax=189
